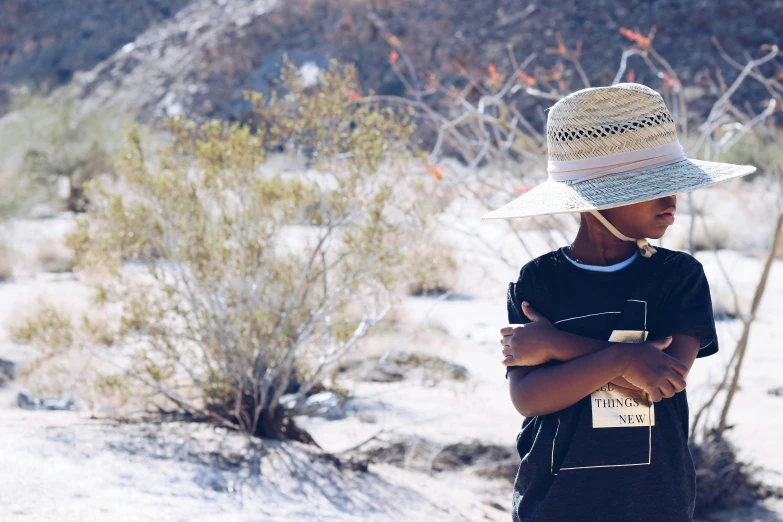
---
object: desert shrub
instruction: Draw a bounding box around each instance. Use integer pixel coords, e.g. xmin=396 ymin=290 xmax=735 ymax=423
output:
xmin=0 ymin=166 xmax=32 ymax=281
xmin=669 ymin=219 xmax=732 ymax=252
xmin=387 ymin=351 xmax=469 ymax=383
xmin=0 ymin=241 xmax=13 ymax=282
xmin=9 ymin=299 xmax=76 ymax=396
xmin=34 ymin=240 xmax=75 ymax=273
xmin=716 ymin=131 xmax=783 ymax=178
xmin=0 ymin=92 xmax=130 ymax=214
xmin=18 ymin=58 xmax=442 ymax=440
xmin=691 ymin=433 xmax=779 ymax=518
xmin=405 ymin=240 xmax=459 ymax=296
xmin=9 ymin=299 xmax=74 ymax=348
xmin=0 ymin=167 xmax=34 ymax=221
xmin=8 ymin=297 xmax=125 ymax=403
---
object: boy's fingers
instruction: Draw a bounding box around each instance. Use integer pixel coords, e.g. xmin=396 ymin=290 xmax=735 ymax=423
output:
xmin=521 ymin=301 xmax=541 ymax=322
xmin=671 ymin=359 xmax=689 ymax=378
xmin=659 ymin=381 xmax=676 ymax=399
xmin=668 ymin=373 xmax=686 ymax=392
xmin=500 ymin=325 xmax=527 ymax=336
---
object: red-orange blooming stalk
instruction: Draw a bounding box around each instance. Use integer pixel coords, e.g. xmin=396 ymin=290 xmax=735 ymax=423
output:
xmin=518 ymin=71 xmax=536 ymax=86
xmin=618 ymin=27 xmax=653 ymax=50
xmin=488 ymin=64 xmax=501 ymax=88
xmin=427 ymin=164 xmax=445 ymax=180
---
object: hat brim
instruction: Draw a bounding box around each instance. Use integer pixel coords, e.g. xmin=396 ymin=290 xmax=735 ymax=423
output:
xmin=481 ymin=158 xmax=757 ymax=220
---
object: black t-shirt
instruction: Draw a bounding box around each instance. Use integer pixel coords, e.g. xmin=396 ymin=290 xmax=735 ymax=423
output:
xmin=505 ymin=246 xmax=718 ymax=522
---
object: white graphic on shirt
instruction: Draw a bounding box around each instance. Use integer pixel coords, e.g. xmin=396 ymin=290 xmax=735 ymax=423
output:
xmin=591 ymin=329 xmax=655 ymax=428
xmin=552 ymin=299 xmax=654 ymax=474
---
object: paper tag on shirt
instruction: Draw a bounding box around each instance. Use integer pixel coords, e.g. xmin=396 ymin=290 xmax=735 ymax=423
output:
xmin=591 ymin=329 xmax=655 ymax=428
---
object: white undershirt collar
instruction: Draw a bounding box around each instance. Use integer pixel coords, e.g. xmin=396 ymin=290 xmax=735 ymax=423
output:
xmin=560 ymin=247 xmax=639 ymax=272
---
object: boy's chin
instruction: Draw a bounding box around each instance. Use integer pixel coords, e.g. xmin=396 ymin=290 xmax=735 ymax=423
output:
xmin=646 ymin=227 xmax=668 ymax=240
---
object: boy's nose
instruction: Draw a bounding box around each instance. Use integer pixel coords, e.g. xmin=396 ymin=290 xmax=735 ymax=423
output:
xmin=659 ymin=195 xmax=676 ymax=209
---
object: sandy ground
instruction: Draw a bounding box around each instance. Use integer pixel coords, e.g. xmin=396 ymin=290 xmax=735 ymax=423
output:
xmin=1 ymin=189 xmax=783 ymax=521
xmin=0 ymin=395 xmax=510 ymax=522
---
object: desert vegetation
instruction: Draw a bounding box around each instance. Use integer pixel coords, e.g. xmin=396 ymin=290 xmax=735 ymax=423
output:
xmin=9 ymin=58 xmax=452 ymax=441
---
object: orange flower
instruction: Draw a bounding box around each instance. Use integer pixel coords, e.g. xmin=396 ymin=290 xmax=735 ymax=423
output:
xmin=618 ymin=27 xmax=653 ymax=50
xmin=427 ymin=164 xmax=445 ymax=180
xmin=347 ymin=90 xmax=361 ymax=101
xmin=554 ymin=32 xmax=568 ymax=56
xmin=488 ymin=64 xmax=501 ymax=88
xmin=389 ymin=50 xmax=399 ymax=66
xmin=546 ymin=33 xmax=581 ymax=60
xmin=513 ymin=185 xmax=531 ymax=194
xmin=626 ymin=68 xmax=635 ymax=83
xmin=550 ymin=63 xmax=565 ymax=82
xmin=518 ymin=71 xmax=536 ymax=86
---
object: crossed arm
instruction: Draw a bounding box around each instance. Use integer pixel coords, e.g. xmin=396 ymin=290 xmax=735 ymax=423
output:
xmin=501 ymin=301 xmax=699 ymax=417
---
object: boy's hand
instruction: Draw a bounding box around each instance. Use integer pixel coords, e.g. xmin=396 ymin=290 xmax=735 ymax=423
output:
xmin=616 ymin=336 xmax=688 ymax=402
xmin=500 ymin=301 xmax=556 ymax=366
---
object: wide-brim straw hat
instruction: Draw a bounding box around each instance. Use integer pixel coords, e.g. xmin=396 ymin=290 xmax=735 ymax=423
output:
xmin=481 ymin=83 xmax=756 ymax=221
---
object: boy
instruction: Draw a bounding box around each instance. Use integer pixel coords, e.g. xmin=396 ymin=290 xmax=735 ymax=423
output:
xmin=482 ymin=84 xmax=756 ymax=521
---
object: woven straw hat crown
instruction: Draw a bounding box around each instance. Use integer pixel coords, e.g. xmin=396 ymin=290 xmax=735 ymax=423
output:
xmin=481 ymin=82 xmax=756 ymax=223
xmin=546 ymin=83 xmax=677 ymax=163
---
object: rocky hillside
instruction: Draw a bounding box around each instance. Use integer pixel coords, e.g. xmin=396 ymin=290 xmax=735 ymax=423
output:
xmin=0 ymin=0 xmax=193 ymax=114
xmin=1 ymin=0 xmax=782 ymax=124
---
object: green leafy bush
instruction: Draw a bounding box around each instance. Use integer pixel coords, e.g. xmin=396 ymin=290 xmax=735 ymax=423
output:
xmin=18 ymin=58 xmax=444 ymax=441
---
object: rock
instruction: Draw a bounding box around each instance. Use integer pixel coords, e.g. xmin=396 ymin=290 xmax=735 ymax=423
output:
xmin=227 ymin=48 xmax=332 ymax=121
xmin=17 ymin=391 xmax=76 ymax=411
xmin=366 ymin=365 xmax=405 ymax=383
xmin=299 ymin=391 xmax=349 ymax=420
xmin=343 ymin=351 xmax=470 ymax=384
xmin=0 ymin=359 xmax=15 ymax=386
xmin=363 ymin=436 xmax=518 ymax=478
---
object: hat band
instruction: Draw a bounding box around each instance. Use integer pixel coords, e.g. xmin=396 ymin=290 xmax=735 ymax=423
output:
xmin=547 ymin=141 xmax=687 ymax=183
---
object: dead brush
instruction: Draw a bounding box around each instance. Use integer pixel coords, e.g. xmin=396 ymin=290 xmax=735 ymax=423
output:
xmin=690 ymin=431 xmax=783 ymax=518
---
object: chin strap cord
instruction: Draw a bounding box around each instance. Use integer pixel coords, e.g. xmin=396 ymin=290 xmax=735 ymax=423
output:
xmin=588 ymin=210 xmax=657 ymax=258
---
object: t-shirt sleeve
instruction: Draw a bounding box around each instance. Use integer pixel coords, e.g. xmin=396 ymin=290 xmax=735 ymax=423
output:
xmin=505 ymin=263 xmax=535 ymax=379
xmin=659 ymin=257 xmax=719 ymax=358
